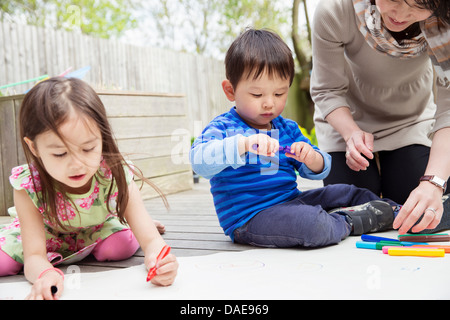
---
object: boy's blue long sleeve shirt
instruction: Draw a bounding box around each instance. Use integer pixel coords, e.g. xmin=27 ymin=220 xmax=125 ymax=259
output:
xmin=190 ymin=107 xmax=331 ymax=241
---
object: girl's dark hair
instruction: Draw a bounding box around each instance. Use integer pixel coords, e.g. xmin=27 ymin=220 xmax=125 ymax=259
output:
xmin=20 ymin=77 xmax=167 ymax=229
xmin=224 ymin=28 xmax=295 ymax=89
xmin=414 ymin=0 xmax=450 ymax=23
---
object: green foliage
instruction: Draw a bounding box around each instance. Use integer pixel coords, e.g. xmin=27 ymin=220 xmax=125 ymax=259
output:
xmin=217 ymin=0 xmax=290 ymax=53
xmin=147 ymin=0 xmax=291 ymax=56
xmin=0 ymin=0 xmax=137 ymax=39
xmin=220 ymin=0 xmax=288 ymax=32
xmin=299 ymin=125 xmax=317 ymax=146
xmin=59 ymin=0 xmax=138 ymax=38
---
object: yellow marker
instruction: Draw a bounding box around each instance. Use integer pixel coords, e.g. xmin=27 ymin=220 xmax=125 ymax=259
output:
xmin=388 ymin=247 xmax=445 ymax=257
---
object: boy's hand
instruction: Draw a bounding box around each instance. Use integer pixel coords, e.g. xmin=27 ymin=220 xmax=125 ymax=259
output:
xmin=239 ymin=134 xmax=279 ymax=157
xmin=286 ymin=142 xmax=324 ymax=173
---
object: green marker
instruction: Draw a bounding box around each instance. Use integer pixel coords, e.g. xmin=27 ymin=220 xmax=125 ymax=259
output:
xmin=375 ymin=241 xmax=403 ymax=250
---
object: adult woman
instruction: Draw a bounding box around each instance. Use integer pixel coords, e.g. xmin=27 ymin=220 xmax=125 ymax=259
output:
xmin=310 ymin=0 xmax=450 ymax=234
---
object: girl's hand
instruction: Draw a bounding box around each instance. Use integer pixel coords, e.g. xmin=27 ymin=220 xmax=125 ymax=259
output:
xmin=239 ymin=134 xmax=279 ymax=157
xmin=26 ymin=269 xmax=64 ymax=300
xmin=345 ymin=130 xmax=374 ymax=171
xmin=393 ymin=182 xmax=443 ymax=234
xmin=145 ymin=251 xmax=178 ymax=286
xmin=153 ymin=219 xmax=166 ymax=234
xmin=287 ymin=142 xmax=324 ymax=173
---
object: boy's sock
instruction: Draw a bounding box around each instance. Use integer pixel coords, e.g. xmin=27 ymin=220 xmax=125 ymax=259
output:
xmin=408 ymin=194 xmax=450 ymax=234
xmin=328 ymin=200 xmax=394 ymax=236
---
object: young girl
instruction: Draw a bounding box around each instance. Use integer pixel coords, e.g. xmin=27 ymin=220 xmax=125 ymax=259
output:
xmin=0 ymin=77 xmax=178 ymax=299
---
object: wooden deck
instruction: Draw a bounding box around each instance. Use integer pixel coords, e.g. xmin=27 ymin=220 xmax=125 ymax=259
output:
xmin=0 ymin=176 xmax=323 ymax=284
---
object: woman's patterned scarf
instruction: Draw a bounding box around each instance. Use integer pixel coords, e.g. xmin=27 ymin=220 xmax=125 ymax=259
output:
xmin=353 ymin=0 xmax=450 ymax=87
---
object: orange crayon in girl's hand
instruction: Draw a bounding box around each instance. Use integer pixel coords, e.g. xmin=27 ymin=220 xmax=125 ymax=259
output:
xmin=146 ymin=245 xmax=171 ymax=282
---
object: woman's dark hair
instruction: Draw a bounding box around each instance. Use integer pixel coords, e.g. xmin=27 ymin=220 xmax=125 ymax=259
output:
xmin=414 ymin=0 xmax=450 ymax=24
xmin=224 ymin=28 xmax=295 ymax=89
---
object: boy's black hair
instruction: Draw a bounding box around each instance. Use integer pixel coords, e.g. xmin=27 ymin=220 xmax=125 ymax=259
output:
xmin=224 ymin=28 xmax=295 ymax=89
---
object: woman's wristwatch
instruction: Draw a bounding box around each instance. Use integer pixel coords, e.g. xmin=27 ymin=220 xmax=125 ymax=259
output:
xmin=420 ymin=175 xmax=447 ymax=192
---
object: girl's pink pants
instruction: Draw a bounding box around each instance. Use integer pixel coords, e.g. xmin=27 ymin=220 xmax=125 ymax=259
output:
xmin=0 ymin=229 xmax=139 ymax=276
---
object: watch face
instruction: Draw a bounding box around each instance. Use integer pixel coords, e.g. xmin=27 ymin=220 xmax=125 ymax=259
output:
xmin=431 ymin=176 xmax=446 ymax=187
xmin=420 ymin=175 xmax=447 ymax=190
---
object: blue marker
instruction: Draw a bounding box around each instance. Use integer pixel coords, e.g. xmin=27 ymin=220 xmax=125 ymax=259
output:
xmin=400 ymin=241 xmax=428 ymax=246
xmin=361 ymin=234 xmax=399 ymax=243
xmin=356 ymin=241 xmax=378 ymax=249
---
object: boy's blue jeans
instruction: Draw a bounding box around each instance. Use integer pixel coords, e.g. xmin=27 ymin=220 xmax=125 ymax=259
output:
xmin=233 ymin=184 xmax=397 ymax=248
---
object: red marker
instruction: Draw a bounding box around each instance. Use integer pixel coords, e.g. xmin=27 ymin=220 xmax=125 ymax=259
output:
xmin=146 ymin=245 xmax=171 ymax=282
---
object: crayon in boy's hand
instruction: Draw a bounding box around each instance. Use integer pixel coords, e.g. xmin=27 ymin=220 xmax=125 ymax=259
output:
xmin=251 ymin=144 xmax=294 ymax=154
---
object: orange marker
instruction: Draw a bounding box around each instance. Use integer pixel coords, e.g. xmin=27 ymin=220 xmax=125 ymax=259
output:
xmin=412 ymin=245 xmax=450 ymax=253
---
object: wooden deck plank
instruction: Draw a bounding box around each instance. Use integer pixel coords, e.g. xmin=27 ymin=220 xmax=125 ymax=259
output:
xmin=162 ymin=232 xmax=230 ymax=241
xmin=155 ymin=219 xmax=221 ymax=227
xmin=163 ymin=239 xmax=248 ymax=251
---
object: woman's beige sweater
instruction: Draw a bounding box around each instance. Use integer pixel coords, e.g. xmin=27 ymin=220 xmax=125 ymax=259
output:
xmin=310 ymin=0 xmax=450 ymax=153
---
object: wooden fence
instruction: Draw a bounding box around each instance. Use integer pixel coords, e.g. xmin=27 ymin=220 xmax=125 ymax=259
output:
xmin=0 ymin=21 xmax=230 ymax=133
xmin=0 ymin=91 xmax=193 ymax=216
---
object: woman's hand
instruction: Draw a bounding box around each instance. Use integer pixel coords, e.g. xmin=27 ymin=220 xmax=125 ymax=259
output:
xmin=324 ymin=107 xmax=374 ymax=171
xmin=394 ymin=128 xmax=450 ymax=234
xmin=393 ymin=182 xmax=443 ymax=234
xmin=345 ymin=130 xmax=374 ymax=171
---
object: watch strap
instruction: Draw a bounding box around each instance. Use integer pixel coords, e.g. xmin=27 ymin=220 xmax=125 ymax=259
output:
xmin=420 ymin=175 xmax=447 ymax=191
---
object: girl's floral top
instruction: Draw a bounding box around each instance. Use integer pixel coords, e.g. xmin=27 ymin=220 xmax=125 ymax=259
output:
xmin=0 ymin=160 xmax=134 ymax=265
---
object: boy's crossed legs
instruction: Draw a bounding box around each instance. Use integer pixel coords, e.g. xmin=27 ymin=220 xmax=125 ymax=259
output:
xmin=234 ymin=184 xmax=398 ymax=248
